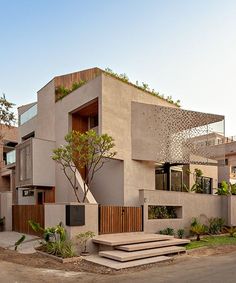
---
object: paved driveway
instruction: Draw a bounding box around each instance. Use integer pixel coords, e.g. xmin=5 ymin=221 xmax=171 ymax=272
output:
xmin=1 ymin=252 xmax=236 ymax=283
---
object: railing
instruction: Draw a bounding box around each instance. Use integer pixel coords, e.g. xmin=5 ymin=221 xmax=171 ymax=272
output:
xmin=19 ymin=104 xmax=37 ymax=125
xmin=6 ymin=149 xmax=16 ymax=165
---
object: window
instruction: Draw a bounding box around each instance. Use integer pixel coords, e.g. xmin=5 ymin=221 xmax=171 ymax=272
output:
xmin=155 ymin=169 xmax=168 ymax=190
xmin=171 ymin=170 xmax=183 ymax=192
xmin=89 ymin=115 xmax=98 ymax=129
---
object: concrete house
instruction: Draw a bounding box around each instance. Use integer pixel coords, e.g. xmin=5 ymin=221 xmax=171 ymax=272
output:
xmin=13 ymin=67 xmax=234 ymax=236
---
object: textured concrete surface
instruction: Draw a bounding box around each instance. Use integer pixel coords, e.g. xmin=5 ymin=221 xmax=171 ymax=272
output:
xmin=0 ymin=231 xmax=40 ymax=254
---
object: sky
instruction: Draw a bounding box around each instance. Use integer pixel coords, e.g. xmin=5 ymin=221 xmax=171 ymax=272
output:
xmin=0 ymin=0 xmax=236 ymax=135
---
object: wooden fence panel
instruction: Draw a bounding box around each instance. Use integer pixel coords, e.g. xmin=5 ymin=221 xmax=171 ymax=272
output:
xmin=99 ymin=206 xmax=143 ymax=234
xmin=12 ymin=205 xmax=44 ymax=236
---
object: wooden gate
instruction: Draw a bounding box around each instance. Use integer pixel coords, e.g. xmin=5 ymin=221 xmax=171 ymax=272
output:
xmin=99 ymin=205 xmax=143 ymax=234
xmin=12 ymin=205 xmax=44 ymax=236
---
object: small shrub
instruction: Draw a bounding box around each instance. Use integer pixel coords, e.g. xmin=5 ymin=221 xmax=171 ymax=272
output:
xmin=208 ymin=218 xmax=224 ymax=235
xmin=159 ymin=227 xmax=175 ymax=236
xmin=177 ymin=229 xmax=185 ymax=239
xmin=42 ymin=240 xmax=75 ymax=258
xmin=148 ymin=206 xmax=177 ymax=219
xmin=226 ymin=226 xmax=236 ymax=237
xmin=76 ymin=231 xmax=95 ymax=254
xmin=190 ymin=224 xmax=208 ymax=241
xmin=216 ymin=181 xmax=230 ymax=195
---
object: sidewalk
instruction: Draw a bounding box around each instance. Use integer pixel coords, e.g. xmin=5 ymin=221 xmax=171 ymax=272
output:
xmin=0 ymin=231 xmax=40 ymax=254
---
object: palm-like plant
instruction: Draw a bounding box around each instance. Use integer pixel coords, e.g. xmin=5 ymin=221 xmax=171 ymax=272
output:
xmin=190 ymin=223 xmax=207 ymax=241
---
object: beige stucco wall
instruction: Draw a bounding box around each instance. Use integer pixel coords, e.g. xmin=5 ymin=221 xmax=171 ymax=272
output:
xmin=140 ymin=190 xmax=224 ymax=234
xmin=44 ymin=203 xmax=98 ymax=253
xmin=101 ymin=74 xmax=176 ymax=205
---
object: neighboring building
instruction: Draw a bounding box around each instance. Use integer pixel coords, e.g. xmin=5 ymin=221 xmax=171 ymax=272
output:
xmin=15 ymin=67 xmax=222 ymax=208
xmin=0 ymin=124 xmax=18 ymax=194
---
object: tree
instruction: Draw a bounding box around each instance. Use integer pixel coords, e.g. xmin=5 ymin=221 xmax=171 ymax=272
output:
xmin=52 ymin=130 xmax=116 ymax=203
xmin=0 ymin=94 xmax=16 ymax=139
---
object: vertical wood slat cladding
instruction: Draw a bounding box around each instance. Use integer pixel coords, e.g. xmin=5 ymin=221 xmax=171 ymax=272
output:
xmin=12 ymin=205 xmax=44 ymax=236
xmin=54 ymin=67 xmax=102 ymax=90
xmin=99 ymin=206 xmax=143 ymax=234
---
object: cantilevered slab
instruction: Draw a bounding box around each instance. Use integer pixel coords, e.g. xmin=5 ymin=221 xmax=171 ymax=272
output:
xmin=93 ymin=232 xmax=173 ymax=246
xmin=85 ymin=255 xmax=171 ymax=270
xmin=131 ymin=102 xmax=225 ymax=164
xmin=116 ymin=238 xmax=190 ymax=251
xmin=99 ymin=246 xmax=185 ymax=262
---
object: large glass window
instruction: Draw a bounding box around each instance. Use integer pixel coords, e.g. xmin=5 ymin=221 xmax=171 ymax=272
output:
xmin=155 ymin=169 xmax=168 ymax=190
xmin=19 ymin=104 xmax=37 ymax=125
xmin=196 ymin=176 xmax=212 ymax=194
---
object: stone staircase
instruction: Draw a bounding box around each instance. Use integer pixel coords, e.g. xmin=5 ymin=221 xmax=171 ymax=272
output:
xmin=85 ymin=233 xmax=190 ymax=270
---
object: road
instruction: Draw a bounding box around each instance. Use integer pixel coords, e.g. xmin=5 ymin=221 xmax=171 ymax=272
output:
xmin=1 ymin=252 xmax=236 ymax=283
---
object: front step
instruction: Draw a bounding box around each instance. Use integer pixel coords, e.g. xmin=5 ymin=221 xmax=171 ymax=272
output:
xmin=99 ymin=246 xmax=186 ymax=262
xmin=93 ymin=233 xmax=174 ymax=246
xmin=85 ymin=255 xmax=172 ymax=270
xmin=116 ymin=238 xmax=190 ymax=251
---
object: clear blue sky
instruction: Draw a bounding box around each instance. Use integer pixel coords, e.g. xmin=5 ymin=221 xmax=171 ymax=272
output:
xmin=1 ymin=0 xmax=236 ymax=135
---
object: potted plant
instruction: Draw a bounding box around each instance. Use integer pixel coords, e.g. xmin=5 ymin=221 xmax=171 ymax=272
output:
xmin=76 ymin=231 xmax=95 ymax=256
xmin=0 ymin=217 xmax=5 ymax=232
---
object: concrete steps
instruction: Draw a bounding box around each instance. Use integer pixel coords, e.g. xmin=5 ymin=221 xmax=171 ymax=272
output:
xmin=116 ymin=238 xmax=190 ymax=251
xmin=93 ymin=233 xmax=174 ymax=246
xmin=85 ymin=255 xmax=172 ymax=270
xmin=99 ymin=246 xmax=186 ymax=262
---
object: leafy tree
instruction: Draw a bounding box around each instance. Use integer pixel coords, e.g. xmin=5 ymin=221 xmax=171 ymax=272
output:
xmin=52 ymin=130 xmax=116 ymax=203
xmin=0 ymin=94 xmax=16 ymax=139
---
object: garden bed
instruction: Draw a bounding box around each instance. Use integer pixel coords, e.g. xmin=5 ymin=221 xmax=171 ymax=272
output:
xmin=36 ymin=250 xmax=81 ymax=263
xmin=186 ymin=235 xmax=236 ymax=250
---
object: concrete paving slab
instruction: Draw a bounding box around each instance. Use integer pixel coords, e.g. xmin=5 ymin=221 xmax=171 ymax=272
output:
xmin=93 ymin=233 xmax=174 ymax=246
xmin=99 ymin=246 xmax=186 ymax=261
xmin=85 ymin=254 xmax=172 ymax=270
xmin=0 ymin=231 xmax=40 ymax=254
xmin=116 ymin=239 xmax=190 ymax=251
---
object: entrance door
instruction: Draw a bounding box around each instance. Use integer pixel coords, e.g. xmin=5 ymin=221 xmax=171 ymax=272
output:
xmin=99 ymin=206 xmax=143 ymax=234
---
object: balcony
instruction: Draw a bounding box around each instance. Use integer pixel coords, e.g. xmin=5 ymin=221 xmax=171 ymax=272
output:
xmin=15 ymin=138 xmax=55 ymax=187
xmin=19 ymin=104 xmax=37 ymax=126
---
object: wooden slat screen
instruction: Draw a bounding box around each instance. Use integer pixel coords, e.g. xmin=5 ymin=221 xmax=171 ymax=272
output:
xmin=99 ymin=205 xmax=143 ymax=234
xmin=12 ymin=205 xmax=44 ymax=236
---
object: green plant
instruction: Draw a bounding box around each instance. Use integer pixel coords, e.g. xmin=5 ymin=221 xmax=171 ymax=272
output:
xmin=55 ymin=80 xmax=86 ymax=101
xmin=148 ymin=206 xmax=177 ymax=219
xmin=184 ymin=169 xmax=204 ymax=193
xmin=14 ymin=235 xmax=26 ymax=251
xmin=159 ymin=227 xmax=175 ymax=236
xmin=226 ymin=226 xmax=236 ymax=237
xmin=216 ymin=181 xmax=230 ymax=195
xmin=208 ymin=218 xmax=224 ymax=235
xmin=76 ymin=231 xmax=95 ymax=254
xmin=230 ymin=183 xmax=236 ymax=195
xmin=177 ymin=229 xmax=185 ymax=239
xmin=28 ymin=221 xmax=66 ymax=243
xmin=52 ymin=130 xmax=116 ymax=203
xmin=104 ymin=68 xmax=180 ymax=107
xmin=42 ymin=240 xmax=75 ymax=258
xmin=190 ymin=223 xmax=208 ymax=241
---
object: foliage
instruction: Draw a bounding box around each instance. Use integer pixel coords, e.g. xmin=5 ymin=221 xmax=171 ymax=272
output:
xmin=55 ymin=80 xmax=86 ymax=101
xmin=52 ymin=130 xmax=116 ymax=203
xmin=42 ymin=240 xmax=75 ymax=258
xmin=186 ymin=236 xmax=236 ymax=250
xmin=216 ymin=181 xmax=230 ymax=195
xmin=104 ymin=68 xmax=181 ymax=107
xmin=177 ymin=229 xmax=185 ymax=239
xmin=226 ymin=226 xmax=236 ymax=237
xmin=208 ymin=218 xmax=224 ymax=235
xmin=184 ymin=168 xmax=204 ymax=193
xmin=190 ymin=217 xmax=208 ymax=241
xmin=14 ymin=235 xmax=26 ymax=251
xmin=76 ymin=231 xmax=95 ymax=253
xmin=159 ymin=227 xmax=175 ymax=236
xmin=0 ymin=94 xmax=16 ymax=140
xmin=28 ymin=220 xmax=66 ymax=242
xmin=148 ymin=206 xmax=177 ymax=219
